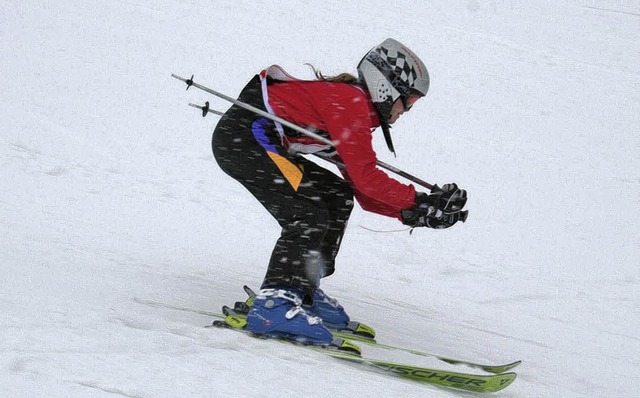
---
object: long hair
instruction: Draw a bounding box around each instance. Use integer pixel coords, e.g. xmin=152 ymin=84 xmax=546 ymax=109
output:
xmin=305 ymin=63 xmax=359 ymax=84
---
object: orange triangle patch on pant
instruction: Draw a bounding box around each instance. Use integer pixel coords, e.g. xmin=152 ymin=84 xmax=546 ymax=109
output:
xmin=267 ymin=151 xmax=303 ymax=191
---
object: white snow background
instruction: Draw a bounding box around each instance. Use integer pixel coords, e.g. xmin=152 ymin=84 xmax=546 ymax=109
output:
xmin=1 ymin=1 xmax=639 ymax=397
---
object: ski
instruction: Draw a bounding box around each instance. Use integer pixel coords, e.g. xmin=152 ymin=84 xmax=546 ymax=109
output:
xmin=342 ymin=354 xmax=517 ymax=393
xmin=330 ymin=331 xmax=522 ymax=374
xmin=230 ymin=286 xmax=521 ymax=374
xmin=229 ymin=304 xmax=520 ymax=374
xmin=133 ymin=297 xmax=521 ymax=375
xmin=211 ymin=315 xmax=517 ymax=393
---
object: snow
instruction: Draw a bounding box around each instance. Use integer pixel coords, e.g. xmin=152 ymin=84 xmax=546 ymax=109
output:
xmin=1 ymin=0 xmax=639 ymax=396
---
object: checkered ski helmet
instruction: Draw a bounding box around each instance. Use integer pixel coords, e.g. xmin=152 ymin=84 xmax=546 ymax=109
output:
xmin=357 ymin=38 xmax=430 ymax=125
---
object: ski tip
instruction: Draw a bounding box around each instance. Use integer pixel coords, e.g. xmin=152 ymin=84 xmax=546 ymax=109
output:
xmin=492 ymin=372 xmax=518 ymax=392
xmin=483 ymin=360 xmax=523 ymax=374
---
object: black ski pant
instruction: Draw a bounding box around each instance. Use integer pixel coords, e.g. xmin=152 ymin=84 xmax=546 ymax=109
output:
xmin=211 ymin=76 xmax=353 ymax=303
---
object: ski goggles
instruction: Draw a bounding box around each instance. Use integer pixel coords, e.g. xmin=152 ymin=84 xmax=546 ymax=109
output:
xmin=402 ymin=95 xmax=420 ymax=111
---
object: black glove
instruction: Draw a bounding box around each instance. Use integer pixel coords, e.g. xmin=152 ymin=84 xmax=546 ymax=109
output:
xmin=423 ymin=210 xmax=468 ymax=229
xmin=401 ymin=183 xmax=468 ymax=229
xmin=419 ymin=183 xmax=467 ymax=214
xmin=401 ymin=207 xmax=468 ymax=229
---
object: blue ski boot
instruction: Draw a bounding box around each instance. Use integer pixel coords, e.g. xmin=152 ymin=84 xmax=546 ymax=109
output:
xmin=245 ymin=288 xmax=333 ymax=345
xmin=304 ymin=289 xmax=350 ymax=329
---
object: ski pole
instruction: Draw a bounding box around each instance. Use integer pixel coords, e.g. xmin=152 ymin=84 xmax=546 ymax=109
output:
xmin=186 ymin=102 xmax=359 ymax=171
xmin=172 ymin=73 xmax=437 ymax=191
xmin=187 ymin=101 xmax=439 ymax=192
xmin=188 ymin=101 xmax=224 ymax=117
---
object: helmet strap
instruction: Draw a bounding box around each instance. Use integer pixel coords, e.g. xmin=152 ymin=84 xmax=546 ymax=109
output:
xmin=380 ymin=121 xmax=396 ymax=156
xmin=369 ymin=96 xmax=396 ymax=156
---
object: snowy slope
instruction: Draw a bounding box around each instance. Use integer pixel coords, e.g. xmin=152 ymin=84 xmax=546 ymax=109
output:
xmin=1 ymin=1 xmax=639 ymax=397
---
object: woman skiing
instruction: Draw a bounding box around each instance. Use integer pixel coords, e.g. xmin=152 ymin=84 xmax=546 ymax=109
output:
xmin=212 ymin=38 xmax=468 ymax=344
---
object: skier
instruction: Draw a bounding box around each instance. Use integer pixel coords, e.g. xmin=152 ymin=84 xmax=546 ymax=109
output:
xmin=212 ymin=38 xmax=468 ymax=344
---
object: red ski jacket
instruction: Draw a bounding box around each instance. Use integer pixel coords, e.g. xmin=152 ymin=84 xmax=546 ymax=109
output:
xmin=262 ymin=66 xmax=416 ymax=219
